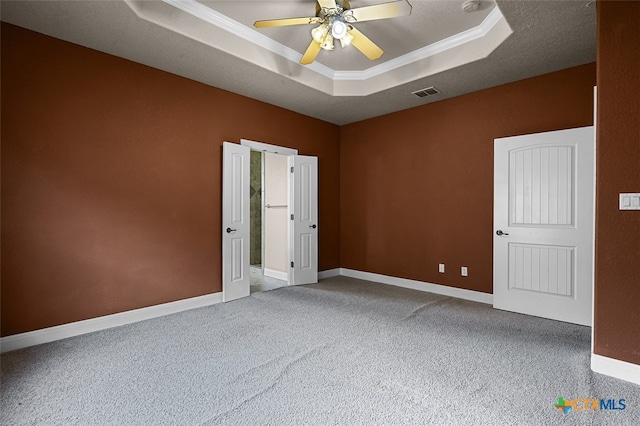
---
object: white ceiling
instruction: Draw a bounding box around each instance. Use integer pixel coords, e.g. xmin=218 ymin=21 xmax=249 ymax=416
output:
xmin=1 ymin=0 xmax=596 ymax=125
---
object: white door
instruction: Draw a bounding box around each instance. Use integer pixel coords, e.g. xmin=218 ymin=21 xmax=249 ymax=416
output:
xmin=288 ymin=155 xmax=318 ymax=285
xmin=493 ymin=127 xmax=594 ymax=326
xmin=222 ymin=142 xmax=250 ymax=302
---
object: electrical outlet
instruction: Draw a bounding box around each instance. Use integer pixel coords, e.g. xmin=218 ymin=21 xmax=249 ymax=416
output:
xmin=461 ymin=266 xmax=468 ymax=277
xmin=620 ymin=193 xmax=640 ymax=210
xmin=438 ymin=263 xmax=445 ymax=273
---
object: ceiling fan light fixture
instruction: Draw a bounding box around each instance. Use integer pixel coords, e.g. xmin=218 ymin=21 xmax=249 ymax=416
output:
xmin=331 ymin=19 xmax=348 ymax=39
xmin=340 ymin=32 xmax=354 ymax=47
xmin=321 ymin=33 xmax=335 ymax=50
xmin=311 ymin=24 xmax=329 ymax=43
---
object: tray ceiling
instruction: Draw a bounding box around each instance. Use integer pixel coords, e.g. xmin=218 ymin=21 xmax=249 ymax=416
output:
xmin=128 ymin=0 xmax=511 ymax=96
xmin=1 ymin=1 xmax=596 ymax=124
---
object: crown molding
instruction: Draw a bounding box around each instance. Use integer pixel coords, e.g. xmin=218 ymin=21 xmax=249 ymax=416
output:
xmin=333 ymin=6 xmax=504 ymax=81
xmin=163 ymin=0 xmax=336 ymax=79
xmin=129 ymin=1 xmax=512 ymax=96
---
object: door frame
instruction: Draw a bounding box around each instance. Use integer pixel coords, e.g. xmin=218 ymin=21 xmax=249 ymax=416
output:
xmin=591 ymin=86 xmax=597 ymax=348
xmin=241 ymin=139 xmax=298 ymax=156
xmin=240 ymin=139 xmax=298 ymax=287
xmin=223 ymin=139 xmax=318 ymax=298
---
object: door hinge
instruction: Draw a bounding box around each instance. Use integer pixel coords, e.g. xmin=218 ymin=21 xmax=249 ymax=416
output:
xmin=291 ymin=214 xmax=294 ymax=220
xmin=291 ymin=261 xmax=294 ymax=268
xmin=290 ymin=166 xmax=294 ymax=173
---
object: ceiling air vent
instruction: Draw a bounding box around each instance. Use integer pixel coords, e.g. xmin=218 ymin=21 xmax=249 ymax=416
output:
xmin=411 ymin=87 xmax=440 ymax=98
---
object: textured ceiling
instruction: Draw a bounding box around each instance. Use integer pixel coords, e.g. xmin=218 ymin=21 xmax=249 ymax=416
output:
xmin=1 ymin=0 xmax=596 ymax=125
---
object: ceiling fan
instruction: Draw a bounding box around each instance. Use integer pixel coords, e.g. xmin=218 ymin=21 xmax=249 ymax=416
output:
xmin=253 ymin=0 xmax=412 ymax=65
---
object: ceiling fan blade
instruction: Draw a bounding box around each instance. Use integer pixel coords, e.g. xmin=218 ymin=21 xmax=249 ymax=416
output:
xmin=300 ymin=40 xmax=322 ymax=65
xmin=348 ymin=27 xmax=383 ymax=60
xmin=348 ymin=1 xmax=412 ymax=23
xmin=317 ymin=0 xmax=338 ymax=10
xmin=254 ymin=17 xmax=321 ymax=28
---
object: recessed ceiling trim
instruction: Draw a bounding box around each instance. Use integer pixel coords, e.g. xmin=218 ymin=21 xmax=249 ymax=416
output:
xmin=162 ymin=0 xmax=334 ymax=79
xmin=333 ymin=6 xmax=505 ymax=81
xmin=162 ymin=0 xmax=506 ymax=84
xmin=162 ymin=0 xmax=336 ymax=79
xmin=130 ymin=0 xmax=511 ymax=97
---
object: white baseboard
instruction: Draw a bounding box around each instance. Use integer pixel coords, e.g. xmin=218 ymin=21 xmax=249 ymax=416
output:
xmin=591 ymin=353 xmax=640 ymax=385
xmin=340 ymin=268 xmax=493 ymax=305
xmin=0 ymin=292 xmax=223 ymax=354
xmin=264 ymin=268 xmax=288 ymax=281
xmin=318 ymin=268 xmax=341 ymax=280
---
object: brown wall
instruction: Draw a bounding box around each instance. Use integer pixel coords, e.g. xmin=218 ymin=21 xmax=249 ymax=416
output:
xmin=5 ymin=10 xmax=637 ymax=371
xmin=0 ymin=23 xmax=340 ymax=336
xmin=340 ymin=64 xmax=596 ymax=293
xmin=594 ymin=1 xmax=640 ymax=365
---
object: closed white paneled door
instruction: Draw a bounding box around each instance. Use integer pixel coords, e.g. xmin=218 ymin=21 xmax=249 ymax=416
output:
xmin=494 ymin=127 xmax=594 ymax=325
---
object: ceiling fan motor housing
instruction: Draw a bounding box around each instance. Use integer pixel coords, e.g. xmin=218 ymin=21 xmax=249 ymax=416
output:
xmin=316 ymin=0 xmax=351 ymax=17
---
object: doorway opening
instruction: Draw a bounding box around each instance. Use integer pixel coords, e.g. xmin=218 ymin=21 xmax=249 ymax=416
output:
xmin=222 ymin=139 xmax=317 ymax=302
xmin=250 ymin=150 xmax=288 ymax=294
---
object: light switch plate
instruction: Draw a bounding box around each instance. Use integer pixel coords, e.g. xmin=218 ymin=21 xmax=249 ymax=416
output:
xmin=619 ymin=193 xmax=640 ymax=210
xmin=439 ymin=263 xmax=445 ymax=273
xmin=461 ymin=266 xmax=468 ymax=277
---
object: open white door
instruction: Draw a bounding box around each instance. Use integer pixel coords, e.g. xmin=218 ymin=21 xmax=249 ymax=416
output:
xmin=222 ymin=142 xmax=250 ymax=302
xmin=494 ymin=127 xmax=594 ymax=325
xmin=288 ymin=155 xmax=318 ymax=285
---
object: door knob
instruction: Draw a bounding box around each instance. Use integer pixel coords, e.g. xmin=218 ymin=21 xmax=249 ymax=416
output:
xmin=226 ymin=228 xmax=236 ymax=233
xmin=496 ymin=230 xmax=509 ymax=236
xmin=310 ymin=224 xmax=317 ymax=229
